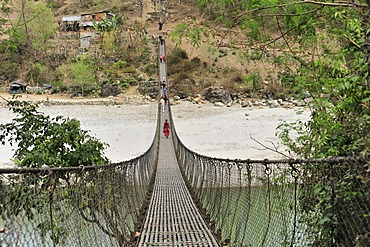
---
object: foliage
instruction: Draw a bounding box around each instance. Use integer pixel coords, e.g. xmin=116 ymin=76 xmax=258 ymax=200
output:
xmin=168 ymin=48 xmax=188 ymax=63
xmin=104 ymin=59 xmax=127 ymax=78
xmin=56 ymin=59 xmax=96 ymax=95
xmin=25 ymin=63 xmax=54 ymax=86
xmin=112 ymin=59 xmax=127 ymax=70
xmin=218 ymin=48 xmax=228 ymax=57
xmin=172 ymin=72 xmax=194 ymax=98
xmin=123 ymin=66 xmax=136 ymax=73
xmin=12 ymin=0 xmax=57 ymax=52
xmin=143 ymin=63 xmax=157 ymax=75
xmin=167 ymin=48 xmax=195 ymax=76
xmin=271 ymin=3 xmax=370 ymax=246
xmin=169 ymin=22 xmax=207 ymax=47
xmin=0 ymin=100 xmax=109 ymax=168
xmin=244 ymin=70 xmax=261 ymax=93
xmin=120 ymin=78 xmax=137 ymax=88
xmin=0 ymin=53 xmax=20 ymax=82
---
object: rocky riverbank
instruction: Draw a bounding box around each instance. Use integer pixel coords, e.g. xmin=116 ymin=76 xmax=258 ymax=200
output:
xmin=1 ymin=85 xmax=312 ymax=110
xmin=171 ymin=86 xmax=312 ymax=109
xmin=0 ymin=92 xmax=156 ymax=108
xmin=172 ymin=94 xmax=311 ymax=109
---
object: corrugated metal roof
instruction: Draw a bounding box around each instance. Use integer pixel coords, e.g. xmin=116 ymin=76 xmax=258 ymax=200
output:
xmin=10 ymin=80 xmax=28 ymax=87
xmin=62 ymin=16 xmax=81 ymax=22
xmin=80 ymin=21 xmax=95 ymax=27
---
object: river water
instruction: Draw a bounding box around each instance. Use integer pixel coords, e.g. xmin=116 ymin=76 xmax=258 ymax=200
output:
xmin=0 ymin=102 xmax=310 ymax=167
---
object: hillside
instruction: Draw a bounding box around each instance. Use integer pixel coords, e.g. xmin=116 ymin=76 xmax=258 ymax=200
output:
xmin=0 ymin=0 xmax=285 ymax=100
xmin=1 ymin=0 xmax=368 ymax=105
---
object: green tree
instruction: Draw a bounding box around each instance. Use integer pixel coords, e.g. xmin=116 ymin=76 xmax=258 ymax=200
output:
xmin=57 ymin=58 xmax=96 ymax=96
xmin=0 ymin=0 xmax=10 ymax=35
xmin=0 ymin=100 xmax=109 ymax=168
xmin=25 ymin=62 xmax=53 ymax=86
xmin=11 ymin=0 xmax=57 ymax=54
xmin=92 ymin=14 xmax=122 ymax=54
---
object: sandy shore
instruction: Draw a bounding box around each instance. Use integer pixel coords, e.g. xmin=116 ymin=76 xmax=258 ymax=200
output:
xmin=0 ymin=94 xmax=311 ymax=168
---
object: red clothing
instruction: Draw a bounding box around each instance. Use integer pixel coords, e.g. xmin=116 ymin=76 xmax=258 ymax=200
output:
xmin=163 ymin=122 xmax=170 ymax=138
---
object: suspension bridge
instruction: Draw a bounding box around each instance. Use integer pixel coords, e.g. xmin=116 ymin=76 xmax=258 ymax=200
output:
xmin=0 ymin=39 xmax=369 ymax=247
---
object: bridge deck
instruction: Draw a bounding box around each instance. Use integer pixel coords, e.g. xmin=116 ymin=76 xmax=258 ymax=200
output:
xmin=137 ymin=41 xmax=219 ymax=246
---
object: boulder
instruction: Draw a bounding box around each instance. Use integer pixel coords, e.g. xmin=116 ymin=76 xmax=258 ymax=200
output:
xmin=138 ymin=81 xmax=158 ymax=99
xmin=214 ymin=102 xmax=225 ymax=107
xmin=101 ymin=84 xmax=120 ymax=97
xmin=204 ymin=87 xmax=232 ymax=104
xmin=268 ymin=100 xmax=280 ymax=108
xmin=177 ymin=91 xmax=188 ymax=99
xmin=241 ymin=101 xmax=249 ymax=108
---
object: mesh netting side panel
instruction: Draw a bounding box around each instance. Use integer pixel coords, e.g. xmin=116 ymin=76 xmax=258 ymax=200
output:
xmin=0 ymin=156 xmax=156 ymax=247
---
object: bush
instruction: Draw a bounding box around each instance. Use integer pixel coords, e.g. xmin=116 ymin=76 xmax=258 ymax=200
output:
xmin=172 ymin=72 xmax=195 ymax=96
xmin=244 ymin=70 xmax=261 ymax=93
xmin=112 ymin=60 xmax=127 ymax=70
xmin=120 ymin=78 xmax=137 ymax=88
xmin=123 ymin=67 xmax=136 ymax=73
xmin=0 ymin=54 xmax=20 ymax=82
xmin=143 ymin=63 xmax=157 ymax=75
xmin=218 ymin=48 xmax=228 ymax=57
xmin=0 ymin=101 xmax=109 ymax=167
xmin=190 ymin=57 xmax=201 ymax=66
xmin=25 ymin=63 xmax=54 ymax=86
xmin=56 ymin=60 xmax=96 ymax=96
xmin=168 ymin=48 xmax=188 ymax=65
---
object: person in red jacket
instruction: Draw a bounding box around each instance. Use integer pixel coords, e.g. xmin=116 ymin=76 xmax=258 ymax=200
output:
xmin=163 ymin=119 xmax=170 ymax=138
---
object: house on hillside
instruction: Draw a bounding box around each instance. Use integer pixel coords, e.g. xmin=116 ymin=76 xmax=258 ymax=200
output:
xmin=60 ymin=10 xmax=115 ymax=48
xmin=80 ymin=10 xmax=114 ymax=29
xmin=61 ymin=16 xmax=81 ymax=32
xmin=8 ymin=80 xmax=28 ymax=94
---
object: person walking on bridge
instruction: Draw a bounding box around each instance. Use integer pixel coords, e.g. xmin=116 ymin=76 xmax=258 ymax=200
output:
xmin=163 ymin=119 xmax=170 ymax=138
xmin=162 ymin=92 xmax=168 ymax=112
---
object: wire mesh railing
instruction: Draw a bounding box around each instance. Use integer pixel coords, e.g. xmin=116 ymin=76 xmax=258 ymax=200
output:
xmin=0 ymin=105 xmax=161 ymax=247
xmin=168 ymin=105 xmax=370 ymax=246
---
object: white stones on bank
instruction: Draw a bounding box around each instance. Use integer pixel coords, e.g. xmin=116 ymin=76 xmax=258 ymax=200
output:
xmin=171 ymin=95 xmax=312 ymax=109
xmin=0 ymin=94 xmax=155 ymax=108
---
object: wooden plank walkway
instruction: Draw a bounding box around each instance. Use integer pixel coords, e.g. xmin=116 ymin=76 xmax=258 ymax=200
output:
xmin=137 ymin=40 xmax=219 ymax=247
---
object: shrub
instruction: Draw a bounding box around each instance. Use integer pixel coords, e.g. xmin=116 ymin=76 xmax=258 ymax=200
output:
xmin=123 ymin=67 xmax=136 ymax=73
xmin=218 ymin=48 xmax=228 ymax=57
xmin=143 ymin=63 xmax=157 ymax=75
xmin=56 ymin=60 xmax=96 ymax=96
xmin=168 ymin=48 xmax=188 ymax=65
xmin=244 ymin=70 xmax=261 ymax=92
xmin=0 ymin=54 xmax=20 ymax=82
xmin=120 ymin=78 xmax=137 ymax=88
xmin=112 ymin=59 xmax=127 ymax=70
xmin=25 ymin=63 xmax=53 ymax=86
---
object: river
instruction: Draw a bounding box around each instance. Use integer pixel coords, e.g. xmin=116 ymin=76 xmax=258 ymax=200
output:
xmin=0 ymin=102 xmax=310 ymax=168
